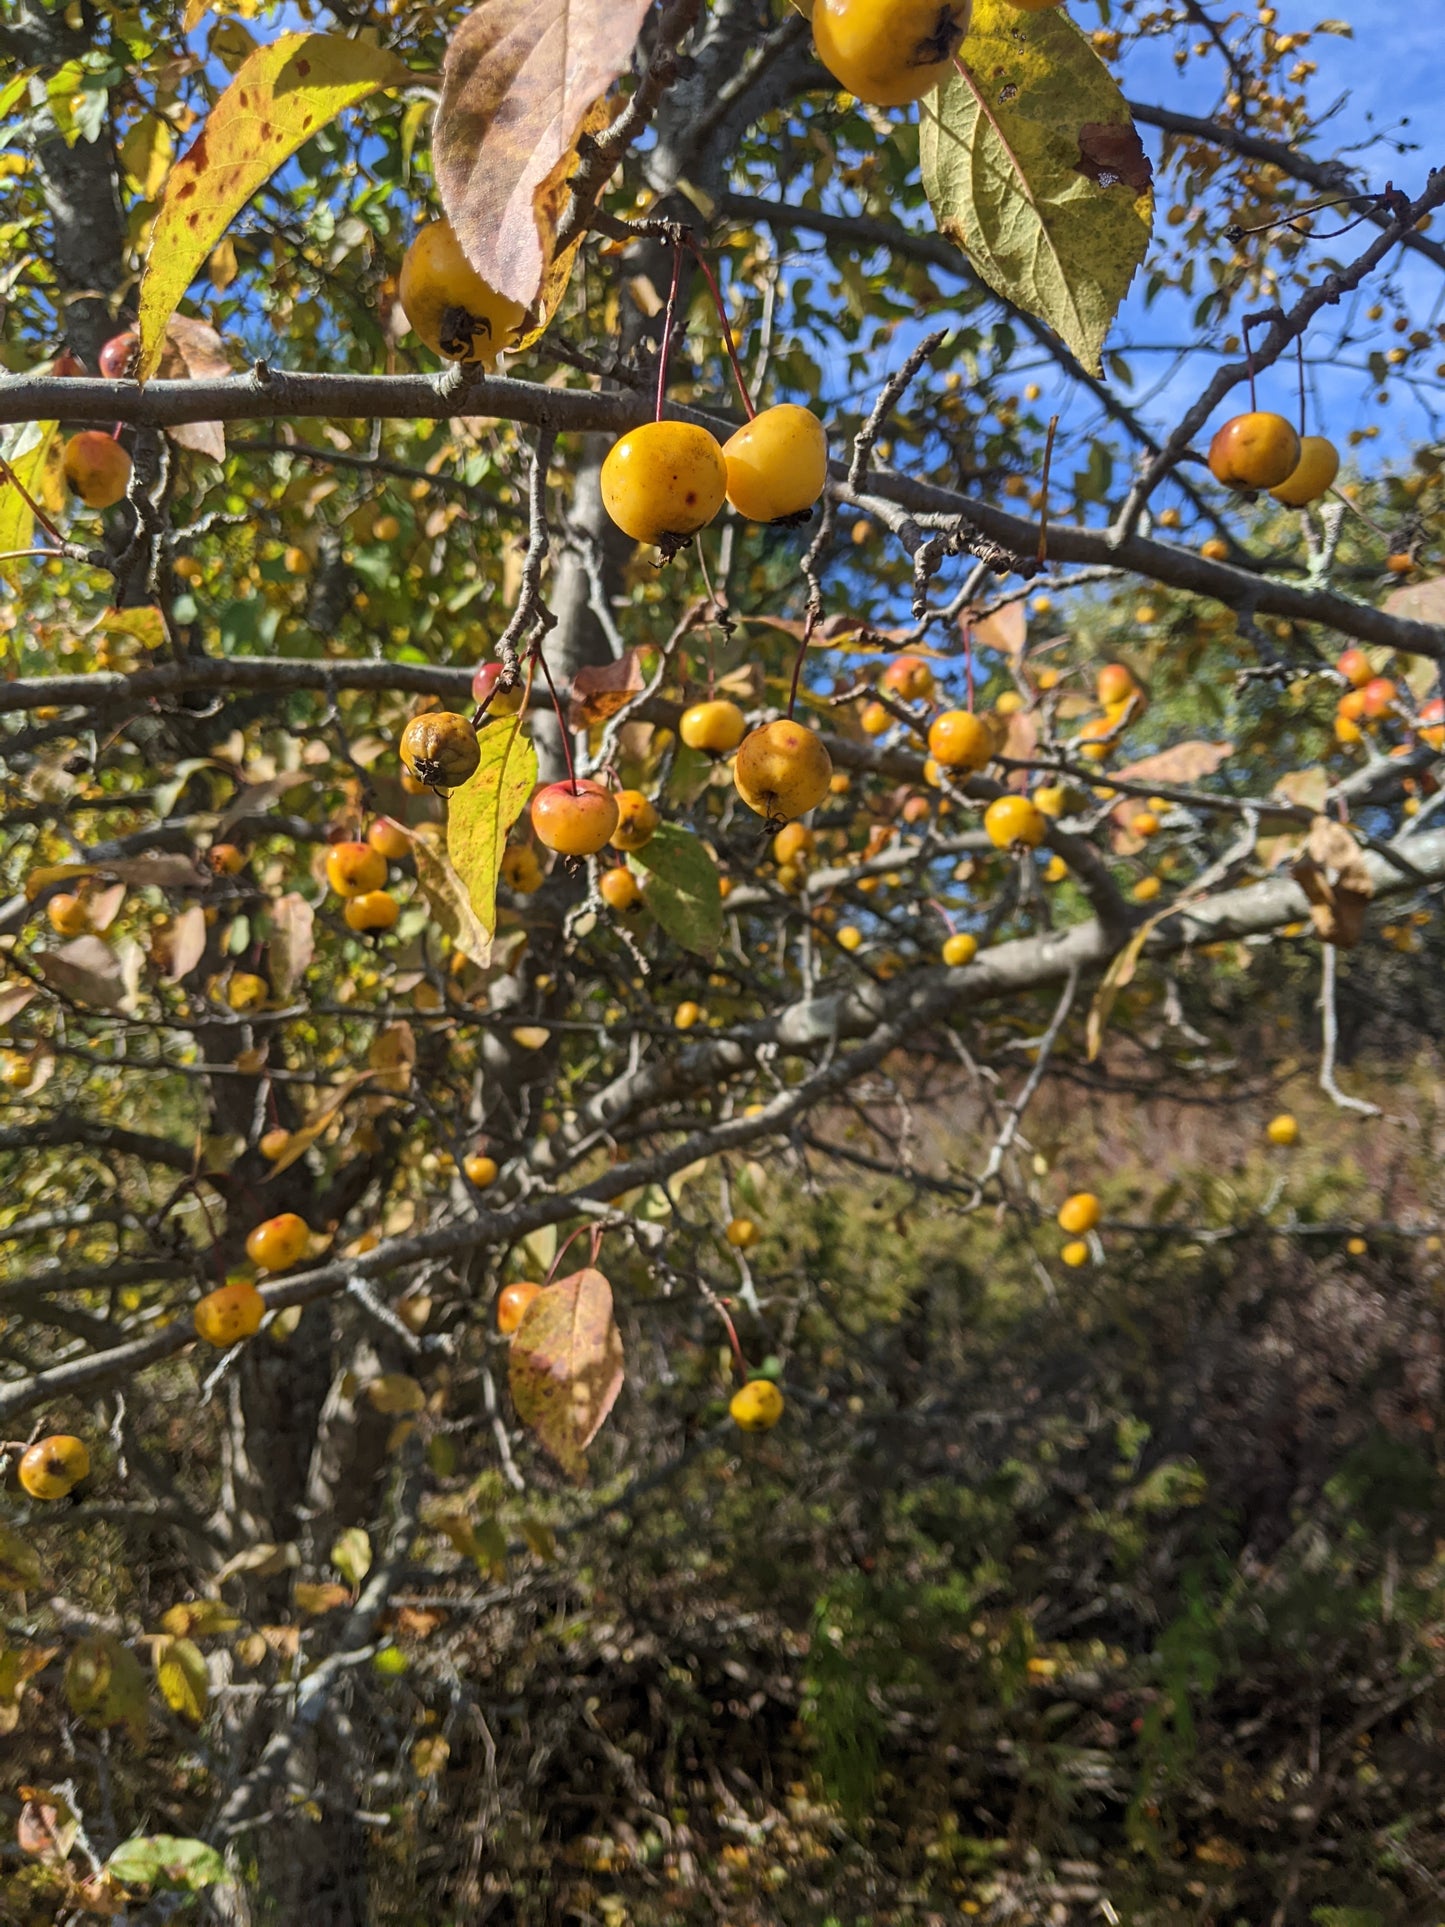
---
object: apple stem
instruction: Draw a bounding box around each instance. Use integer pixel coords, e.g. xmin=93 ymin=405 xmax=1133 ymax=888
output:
xmin=785 ymin=607 xmax=815 ymax=720
xmin=714 ymin=1297 xmax=750 ymax=1380
xmin=1037 ymin=414 xmax=1058 ymax=570
xmin=533 ymin=643 xmax=579 ymax=792
xmin=654 ymin=240 xmax=685 ymax=424
xmin=687 ymin=240 xmax=756 ymax=420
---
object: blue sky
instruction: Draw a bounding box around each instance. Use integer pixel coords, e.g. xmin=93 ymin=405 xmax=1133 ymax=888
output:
xmin=1101 ymin=0 xmax=1444 ymax=468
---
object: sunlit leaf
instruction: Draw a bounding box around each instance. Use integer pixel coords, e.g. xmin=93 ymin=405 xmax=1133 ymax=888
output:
xmin=509 ymin=1266 xmax=624 ymax=1479
xmin=447 ymin=716 xmax=538 ymax=943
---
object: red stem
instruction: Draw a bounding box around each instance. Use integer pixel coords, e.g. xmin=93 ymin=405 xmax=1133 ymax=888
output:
xmin=533 ymin=644 xmax=578 ymax=792
xmin=715 ymin=1297 xmax=750 ymax=1380
xmin=687 ymin=240 xmax=756 ymax=420
xmin=654 ymin=241 xmax=685 ymax=423
xmin=786 ymin=609 xmax=815 ymax=720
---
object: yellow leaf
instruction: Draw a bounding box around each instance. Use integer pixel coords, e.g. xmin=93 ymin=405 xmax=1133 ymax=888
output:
xmin=330 ymin=1526 xmax=372 ymax=1586
xmin=1086 ymin=920 xmax=1155 ymax=1062
xmin=920 ymin=0 xmax=1153 ymax=377
xmin=209 ymin=235 xmax=238 ymax=290
xmin=410 ymin=822 xmax=493 ymax=968
xmin=153 ymin=1635 xmax=209 ymax=1723
xmin=119 ymin=114 xmax=174 ymax=200
xmin=137 ymin=34 xmax=408 ymax=379
xmin=446 ymin=715 xmax=538 ymax=942
xmin=411 ymin=1734 xmax=449 ymax=1777
xmin=0 ymin=422 xmax=58 ymax=586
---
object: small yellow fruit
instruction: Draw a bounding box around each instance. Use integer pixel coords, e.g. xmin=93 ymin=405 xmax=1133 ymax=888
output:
xmin=601 ymin=421 xmax=728 ymax=547
xmin=18 ymin=1434 xmax=90 ymax=1500
xmin=674 ymin=1001 xmax=702 ymax=1031
xmin=63 ymin=430 xmax=131 ymax=508
xmin=1057 ymin=1192 xmax=1101 ymax=1235
xmin=245 ymin=1212 xmax=311 ymax=1272
xmin=941 ymin=932 xmax=977 ymax=967
xmin=609 ymin=789 xmax=660 ymax=853
xmin=1060 ymin=1240 xmax=1091 ymax=1269
xmin=1207 ymin=412 xmax=1301 ymax=492
xmin=398 ymin=218 xmax=526 ymax=365
xmin=326 ymin=841 xmax=387 ymax=899
xmin=679 ymin=698 xmax=747 ymax=755
xmin=599 ymin=866 xmax=643 ymax=913
xmin=1266 ymin=1113 xmax=1299 ymax=1147
xmin=1270 ymin=435 xmax=1340 ymax=507
xmin=194 ymin=1280 xmax=266 ymax=1347
xmin=1132 ymin=875 xmax=1162 ymax=903
xmin=47 ymin=892 xmax=90 ymax=938
xmin=984 ymin=795 xmax=1048 ymax=849
xmin=259 ymin=1128 xmax=291 ymax=1162
xmin=928 ymin=708 xmax=993 ymax=771
xmin=722 ymin=404 xmax=828 ymax=522
xmin=812 ymin=0 xmax=968 ymax=105
xmin=837 ymin=924 xmax=863 ymax=952
xmin=734 ymin=720 xmax=833 ymax=821
xmin=859 ymin=700 xmax=891 ymax=737
xmin=464 ymin=1154 xmax=498 ymax=1189
xmin=729 ymin=1378 xmax=785 ymax=1431
xmin=726 ymin=1217 xmax=760 ymax=1249
xmin=497 ymin=1280 xmax=541 ymax=1334
xmin=227 ymin=971 xmax=269 ymax=1012
xmin=344 ymin=890 xmax=400 ymax=933
xmin=399 ymin=712 xmax=481 ymax=792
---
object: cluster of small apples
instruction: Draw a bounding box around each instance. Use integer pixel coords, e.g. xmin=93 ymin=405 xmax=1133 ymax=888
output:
xmin=1056 ymin=1190 xmax=1102 ymax=1269
xmin=1207 ymin=411 xmax=1339 ymax=507
xmin=599 ymin=405 xmax=829 ymax=554
xmin=1332 ymin=646 xmax=1445 ymax=761
xmin=810 ymin=0 xmax=1063 ymax=109
xmin=187 ymin=1211 xmax=316 ymax=1350
xmin=325 ymin=818 xmax=411 ymax=934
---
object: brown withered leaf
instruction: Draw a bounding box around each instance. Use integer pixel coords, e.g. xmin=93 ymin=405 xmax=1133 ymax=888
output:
xmin=569 ymin=649 xmax=644 ymax=726
xmin=163 ymin=902 xmax=209 ymax=984
xmin=1291 ymin=815 xmax=1374 ymax=947
xmin=518 ymin=92 xmax=619 ymax=350
xmin=970 ymin=601 xmax=1027 ymax=660
xmin=156 ymin=317 xmax=231 ymax=460
xmin=37 ymin=936 xmax=126 ymax=1008
xmin=266 ymin=892 xmax=314 ymax=1001
xmin=1076 ymin=121 xmax=1154 ymax=193
xmin=1114 ymin=740 xmax=1233 ymax=787
xmin=435 ymin=0 xmax=654 ymax=309
xmin=508 ymin=1266 xmax=624 ymax=1480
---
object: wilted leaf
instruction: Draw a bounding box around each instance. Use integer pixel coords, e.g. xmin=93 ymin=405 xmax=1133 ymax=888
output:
xmin=213 ymin=1540 xmax=298 ymax=1585
xmin=629 ymin=823 xmax=723 ymax=959
xmin=508 ymin=1266 xmax=624 ymax=1479
xmin=158 ymin=1600 xmax=238 ymax=1638
xmin=1273 ymin=767 xmax=1330 ymax=814
xmin=163 ymin=903 xmax=209 ymax=984
xmin=366 ymin=1373 xmax=427 ymax=1415
xmin=516 ymin=93 xmax=620 ymax=350
xmin=0 ymin=1643 xmax=57 ymax=1734
xmin=263 ymin=1070 xmax=372 ymax=1178
xmin=1113 ymin=740 xmax=1233 ymax=787
xmin=17 ymin=1793 xmax=75 ymax=1864
xmin=154 ymin=1634 xmax=208 ymax=1722
xmin=413 ymin=823 xmax=492 ymax=969
xmin=26 ymin=855 xmax=198 ymax=896
xmin=1086 ymin=919 xmax=1153 ymax=1062
xmin=970 ymin=601 xmax=1027 ymax=660
xmin=106 ymin=1834 xmax=227 ymax=1892
xmin=1383 ymin=574 xmax=1445 ymax=626
xmin=37 ymin=935 xmax=126 ymax=1008
xmin=920 ymin=0 xmax=1152 ymax=377
xmin=294 ymin=1581 xmax=351 ymax=1615
xmin=214 ymin=768 xmax=310 ymax=838
xmin=434 ymin=0 xmax=653 ymax=308
xmin=0 ymin=1523 xmax=44 ymax=1592
xmin=137 ymin=35 xmax=407 ymax=378
xmin=0 ymin=421 xmax=58 ymax=586
xmin=330 ymin=1526 xmax=372 ymax=1586
xmin=0 ymin=983 xmax=37 ymax=1026
xmin=266 ymin=892 xmax=314 ymax=1000
xmin=1292 ymin=815 xmax=1374 ymax=947
xmin=446 ymin=716 xmax=538 ymax=946
xmin=569 ymin=649 xmax=645 ymax=726
xmin=65 ymin=1634 xmax=147 ymax=1740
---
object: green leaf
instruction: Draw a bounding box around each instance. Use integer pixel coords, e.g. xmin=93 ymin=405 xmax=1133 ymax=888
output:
xmin=136 ymin=34 xmax=408 ymax=379
xmin=920 ymin=0 xmax=1153 ymax=377
xmin=446 ymin=714 xmax=538 ymax=942
xmin=630 ymin=823 xmax=723 ymax=959
xmin=0 ymin=421 xmax=58 ymax=587
xmin=508 ymin=1267 xmax=624 ymax=1480
xmin=409 ymin=822 xmax=493 ymax=969
xmin=330 ymin=1526 xmax=372 ymax=1587
xmin=107 ymin=1834 xmax=228 ymax=1892
xmin=153 ymin=1634 xmax=208 ymax=1723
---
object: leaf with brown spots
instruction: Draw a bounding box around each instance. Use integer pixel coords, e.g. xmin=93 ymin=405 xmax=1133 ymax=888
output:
xmin=434 ymin=0 xmax=653 ymax=310
xmin=137 ymin=35 xmax=408 ymax=380
xmin=508 ymin=1267 xmax=624 ymax=1479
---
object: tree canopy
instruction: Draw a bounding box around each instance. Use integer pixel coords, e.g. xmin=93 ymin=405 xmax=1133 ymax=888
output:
xmin=1 ymin=0 xmax=1443 ymax=1921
